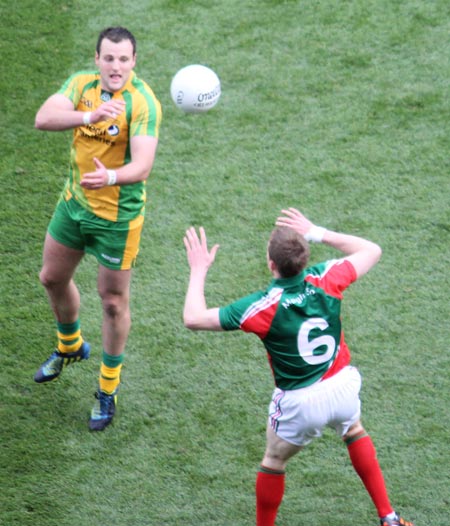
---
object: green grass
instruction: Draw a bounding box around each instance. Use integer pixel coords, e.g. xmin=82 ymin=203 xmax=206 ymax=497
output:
xmin=1 ymin=0 xmax=449 ymax=525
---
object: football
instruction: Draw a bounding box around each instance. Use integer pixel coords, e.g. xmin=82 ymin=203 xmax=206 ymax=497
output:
xmin=170 ymin=64 xmax=221 ymax=113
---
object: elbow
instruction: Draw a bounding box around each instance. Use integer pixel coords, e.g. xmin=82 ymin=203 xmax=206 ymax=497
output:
xmin=34 ymin=113 xmax=47 ymax=130
xmin=35 ymin=107 xmax=56 ymax=130
xmin=141 ymin=169 xmax=151 ymax=182
xmin=140 ymin=162 xmax=155 ymax=181
xmin=373 ymin=243 xmax=382 ymax=263
xmin=183 ymin=312 xmax=212 ymax=331
xmin=184 ymin=322 xmax=200 ymax=331
xmin=183 ymin=314 xmax=198 ymax=331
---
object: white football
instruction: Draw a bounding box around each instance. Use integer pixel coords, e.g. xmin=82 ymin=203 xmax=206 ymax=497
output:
xmin=170 ymin=64 xmax=221 ymax=113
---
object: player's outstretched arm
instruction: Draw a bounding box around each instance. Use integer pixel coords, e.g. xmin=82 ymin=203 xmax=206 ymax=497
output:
xmin=183 ymin=227 xmax=223 ymax=331
xmin=276 ymin=207 xmax=382 ymax=278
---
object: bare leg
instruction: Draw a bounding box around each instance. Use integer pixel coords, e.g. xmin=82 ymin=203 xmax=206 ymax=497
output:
xmin=97 ymin=265 xmax=132 ymax=356
xmin=256 ymin=424 xmax=303 ymax=526
xmin=262 ymin=424 xmax=303 ymax=471
xmin=39 ymin=233 xmax=84 ymax=322
xmin=34 ymin=233 xmax=88 ymax=383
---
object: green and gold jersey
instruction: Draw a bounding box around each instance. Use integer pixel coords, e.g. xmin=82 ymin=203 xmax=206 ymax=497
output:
xmin=58 ymin=70 xmax=162 ymax=222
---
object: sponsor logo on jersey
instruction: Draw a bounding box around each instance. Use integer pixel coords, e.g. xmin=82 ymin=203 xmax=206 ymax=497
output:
xmin=81 ymin=97 xmax=93 ymax=108
xmin=108 ymin=125 xmax=120 ymax=136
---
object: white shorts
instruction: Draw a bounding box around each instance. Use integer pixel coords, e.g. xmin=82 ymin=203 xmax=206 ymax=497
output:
xmin=268 ymin=366 xmax=362 ymax=447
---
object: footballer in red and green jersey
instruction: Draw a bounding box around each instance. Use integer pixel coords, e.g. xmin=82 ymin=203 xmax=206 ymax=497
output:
xmin=58 ymin=70 xmax=162 ymax=222
xmin=219 ymin=259 xmax=357 ymax=390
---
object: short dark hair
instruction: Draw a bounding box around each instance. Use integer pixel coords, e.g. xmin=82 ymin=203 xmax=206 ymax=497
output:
xmin=96 ymin=27 xmax=137 ymax=55
xmin=268 ymin=227 xmax=310 ymax=278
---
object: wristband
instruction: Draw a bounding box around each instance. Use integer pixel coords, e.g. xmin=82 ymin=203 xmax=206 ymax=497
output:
xmin=107 ymin=170 xmax=117 ymax=185
xmin=304 ymin=225 xmax=326 ymax=243
xmin=83 ymin=112 xmax=92 ymax=125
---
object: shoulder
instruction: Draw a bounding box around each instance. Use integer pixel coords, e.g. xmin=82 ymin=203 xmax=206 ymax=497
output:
xmin=219 ymin=287 xmax=281 ymax=331
xmin=306 ymin=259 xmax=355 ymax=277
xmin=128 ymin=72 xmax=160 ymax=101
xmin=64 ymin=70 xmax=99 ymax=84
xmin=59 ymin=70 xmax=100 ymax=94
xmin=304 ymin=259 xmax=357 ymax=298
xmin=221 ymin=290 xmax=267 ymax=314
xmin=127 ymin=73 xmax=162 ymax=134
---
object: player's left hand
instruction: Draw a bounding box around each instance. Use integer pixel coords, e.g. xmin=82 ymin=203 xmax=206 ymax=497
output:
xmin=81 ymin=157 xmax=109 ymax=189
xmin=276 ymin=207 xmax=314 ymax=236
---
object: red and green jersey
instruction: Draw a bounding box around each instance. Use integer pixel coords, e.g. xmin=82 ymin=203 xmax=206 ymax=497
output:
xmin=219 ymin=259 xmax=357 ymax=390
xmin=58 ymin=70 xmax=162 ymax=222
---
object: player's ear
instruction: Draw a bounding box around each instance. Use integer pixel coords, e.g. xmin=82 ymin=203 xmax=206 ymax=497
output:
xmin=268 ymin=258 xmax=277 ymax=275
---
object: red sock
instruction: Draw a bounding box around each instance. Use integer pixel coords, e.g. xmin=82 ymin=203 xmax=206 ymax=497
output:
xmin=346 ymin=433 xmax=393 ymax=518
xmin=255 ymin=466 xmax=285 ymax=526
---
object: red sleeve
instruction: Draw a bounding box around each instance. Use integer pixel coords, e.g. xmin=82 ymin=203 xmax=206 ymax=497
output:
xmin=239 ymin=288 xmax=283 ymax=339
xmin=240 ymin=300 xmax=279 ymax=339
xmin=305 ymin=259 xmax=357 ymax=299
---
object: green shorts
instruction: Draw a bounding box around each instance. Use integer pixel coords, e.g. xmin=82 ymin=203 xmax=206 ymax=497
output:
xmin=48 ymin=196 xmax=144 ymax=270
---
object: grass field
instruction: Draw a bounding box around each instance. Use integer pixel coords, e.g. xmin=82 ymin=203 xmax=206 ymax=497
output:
xmin=1 ymin=1 xmax=449 ymax=525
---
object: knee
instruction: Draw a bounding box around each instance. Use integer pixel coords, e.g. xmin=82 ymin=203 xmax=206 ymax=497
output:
xmin=262 ymin=442 xmax=301 ymax=472
xmin=262 ymin=451 xmax=288 ymax=472
xmin=39 ymin=267 xmax=59 ymax=290
xmin=101 ymin=293 xmax=129 ymax=320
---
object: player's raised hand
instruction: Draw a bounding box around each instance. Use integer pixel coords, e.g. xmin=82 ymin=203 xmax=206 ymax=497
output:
xmin=276 ymin=208 xmax=314 ymax=237
xmin=184 ymin=227 xmax=219 ymax=273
